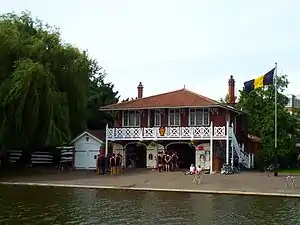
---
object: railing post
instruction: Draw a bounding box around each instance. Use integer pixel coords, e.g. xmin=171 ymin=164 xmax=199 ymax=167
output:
xmin=112 ymin=127 xmax=115 ymax=141
xmin=191 ymin=127 xmax=194 ymax=140
xmin=226 ymin=120 xmax=229 ymax=164
xmin=248 ymin=154 xmax=251 ymax=168
xmin=210 ymin=121 xmax=213 ymax=174
xmin=179 ymin=127 xmax=182 ymax=138
xmin=140 ymin=128 xmax=143 ymax=141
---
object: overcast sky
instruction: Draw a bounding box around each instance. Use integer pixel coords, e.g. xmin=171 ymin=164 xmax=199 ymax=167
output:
xmin=1 ymin=0 xmax=299 ymax=100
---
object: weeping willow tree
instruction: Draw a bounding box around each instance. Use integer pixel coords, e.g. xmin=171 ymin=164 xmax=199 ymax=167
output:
xmin=0 ymin=12 xmax=92 ymax=150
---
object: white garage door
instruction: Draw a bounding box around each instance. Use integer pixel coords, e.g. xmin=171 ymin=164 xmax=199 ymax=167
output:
xmin=75 ymin=149 xmax=99 ymax=169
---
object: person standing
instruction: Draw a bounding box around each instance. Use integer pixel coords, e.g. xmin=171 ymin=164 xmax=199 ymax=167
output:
xmin=96 ymin=154 xmax=101 ymax=175
xmin=110 ymin=154 xmax=116 ymax=175
xmin=171 ymin=152 xmax=176 ymax=171
xmin=152 ymin=155 xmax=158 ymax=171
xmin=100 ymin=154 xmax=106 ymax=175
xmin=104 ymin=154 xmax=109 ymax=175
xmin=157 ymin=153 xmax=163 ymax=172
xmin=164 ymin=152 xmax=171 ymax=172
xmin=116 ymin=153 xmax=121 ymax=174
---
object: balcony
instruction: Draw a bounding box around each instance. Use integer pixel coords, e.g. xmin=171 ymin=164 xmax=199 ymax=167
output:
xmin=106 ymin=124 xmax=229 ymax=141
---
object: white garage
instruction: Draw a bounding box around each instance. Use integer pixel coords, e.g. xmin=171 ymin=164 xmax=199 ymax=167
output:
xmin=71 ymin=130 xmax=104 ymax=170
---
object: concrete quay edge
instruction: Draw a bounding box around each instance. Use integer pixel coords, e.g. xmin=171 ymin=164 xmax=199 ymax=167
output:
xmin=1 ymin=181 xmax=300 ymax=198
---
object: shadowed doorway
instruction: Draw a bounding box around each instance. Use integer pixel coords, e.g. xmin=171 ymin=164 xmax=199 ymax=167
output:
xmin=166 ymin=143 xmax=195 ymax=169
xmin=125 ymin=143 xmax=147 ymax=168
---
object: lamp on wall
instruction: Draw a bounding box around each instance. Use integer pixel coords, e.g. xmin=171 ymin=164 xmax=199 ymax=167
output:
xmin=85 ymin=136 xmax=89 ymax=142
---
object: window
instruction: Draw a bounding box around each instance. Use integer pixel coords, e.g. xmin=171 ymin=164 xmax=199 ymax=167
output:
xmin=169 ymin=109 xmax=181 ymax=126
xmin=189 ymin=108 xmax=210 ymax=126
xmin=154 ymin=110 xmax=161 ymax=126
xmin=122 ymin=111 xmax=140 ymax=127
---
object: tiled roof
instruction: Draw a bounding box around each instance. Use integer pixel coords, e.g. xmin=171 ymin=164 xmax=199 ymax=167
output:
xmin=100 ymin=88 xmax=220 ymax=110
xmin=70 ymin=130 xmax=105 ymax=144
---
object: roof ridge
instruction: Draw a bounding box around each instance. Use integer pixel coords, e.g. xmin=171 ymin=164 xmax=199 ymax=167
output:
xmin=182 ymin=88 xmax=218 ymax=104
xmin=100 ymin=88 xmax=186 ymax=109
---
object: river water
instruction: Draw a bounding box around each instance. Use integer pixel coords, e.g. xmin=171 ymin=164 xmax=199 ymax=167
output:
xmin=0 ymin=185 xmax=299 ymax=225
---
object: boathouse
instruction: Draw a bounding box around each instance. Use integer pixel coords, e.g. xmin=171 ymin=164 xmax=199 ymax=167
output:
xmin=70 ymin=130 xmax=105 ymax=170
xmin=100 ymin=76 xmax=255 ymax=173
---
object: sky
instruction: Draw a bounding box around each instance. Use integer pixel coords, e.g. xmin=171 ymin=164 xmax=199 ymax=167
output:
xmin=1 ymin=0 xmax=300 ymax=101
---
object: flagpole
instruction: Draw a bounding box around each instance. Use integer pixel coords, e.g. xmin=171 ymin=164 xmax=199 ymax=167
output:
xmin=274 ymin=62 xmax=278 ymax=176
xmin=275 ymin=62 xmax=277 ymax=149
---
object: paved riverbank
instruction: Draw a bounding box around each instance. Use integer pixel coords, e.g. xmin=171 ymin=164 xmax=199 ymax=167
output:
xmin=0 ymin=169 xmax=299 ymax=197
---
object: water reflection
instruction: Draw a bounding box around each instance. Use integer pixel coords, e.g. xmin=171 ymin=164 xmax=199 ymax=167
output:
xmin=0 ymin=185 xmax=299 ymax=225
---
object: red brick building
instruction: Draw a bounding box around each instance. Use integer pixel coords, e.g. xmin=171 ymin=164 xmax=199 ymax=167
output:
xmin=100 ymin=76 xmax=255 ymax=173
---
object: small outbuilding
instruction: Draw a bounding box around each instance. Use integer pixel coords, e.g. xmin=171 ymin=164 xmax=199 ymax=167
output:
xmin=70 ymin=130 xmax=104 ymax=170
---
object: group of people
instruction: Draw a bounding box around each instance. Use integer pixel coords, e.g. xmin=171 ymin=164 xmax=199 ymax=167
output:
xmin=154 ymin=151 xmax=179 ymax=172
xmin=96 ymin=153 xmax=123 ymax=176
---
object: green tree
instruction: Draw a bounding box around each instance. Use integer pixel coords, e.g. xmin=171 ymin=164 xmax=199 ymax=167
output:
xmin=237 ymin=74 xmax=300 ymax=169
xmin=0 ymin=11 xmax=92 ymax=150
xmin=219 ymin=94 xmax=229 ymax=103
xmin=86 ymin=63 xmax=119 ymax=130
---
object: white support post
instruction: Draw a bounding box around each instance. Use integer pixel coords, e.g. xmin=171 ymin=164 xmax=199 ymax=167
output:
xmin=105 ymin=124 xmax=109 ymax=156
xmin=226 ymin=120 xmax=229 ymax=164
xmin=139 ymin=128 xmax=143 ymax=141
xmin=154 ymin=127 xmax=157 ymax=141
xmin=251 ymin=153 xmax=254 ymax=168
xmin=231 ymin=140 xmax=234 ymax=168
xmin=248 ymin=154 xmax=251 ymax=169
xmin=210 ymin=121 xmax=213 ymax=174
xmin=191 ymin=127 xmax=194 ymax=140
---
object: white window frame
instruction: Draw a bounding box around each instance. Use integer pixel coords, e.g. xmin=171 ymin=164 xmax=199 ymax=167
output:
xmin=154 ymin=110 xmax=161 ymax=127
xmin=189 ymin=108 xmax=210 ymax=126
xmin=122 ymin=111 xmax=141 ymax=127
xmin=168 ymin=109 xmax=181 ymax=126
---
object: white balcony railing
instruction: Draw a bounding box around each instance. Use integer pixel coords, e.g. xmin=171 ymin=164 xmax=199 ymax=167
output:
xmin=106 ymin=124 xmax=227 ymax=141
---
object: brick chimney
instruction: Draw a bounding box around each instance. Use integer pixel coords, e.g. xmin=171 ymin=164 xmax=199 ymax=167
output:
xmin=137 ymin=82 xmax=143 ymax=98
xmin=228 ymin=75 xmax=236 ymax=105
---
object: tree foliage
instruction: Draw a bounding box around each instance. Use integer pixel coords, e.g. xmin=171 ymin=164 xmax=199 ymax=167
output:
xmin=86 ymin=62 xmax=119 ymax=130
xmin=219 ymin=94 xmax=229 ymax=104
xmin=0 ymin=12 xmax=92 ymax=149
xmin=237 ymin=74 xmax=300 ymax=168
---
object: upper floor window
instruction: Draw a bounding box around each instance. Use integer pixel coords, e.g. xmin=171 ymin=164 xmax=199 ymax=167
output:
xmin=169 ymin=109 xmax=181 ymax=126
xmin=122 ymin=111 xmax=140 ymax=127
xmin=189 ymin=108 xmax=209 ymax=126
xmin=154 ymin=110 xmax=161 ymax=126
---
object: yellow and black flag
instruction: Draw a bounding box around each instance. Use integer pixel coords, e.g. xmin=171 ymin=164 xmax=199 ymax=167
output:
xmin=243 ymin=68 xmax=276 ymax=93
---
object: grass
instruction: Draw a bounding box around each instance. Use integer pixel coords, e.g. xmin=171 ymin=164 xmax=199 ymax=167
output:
xmin=278 ymin=168 xmax=300 ymax=174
